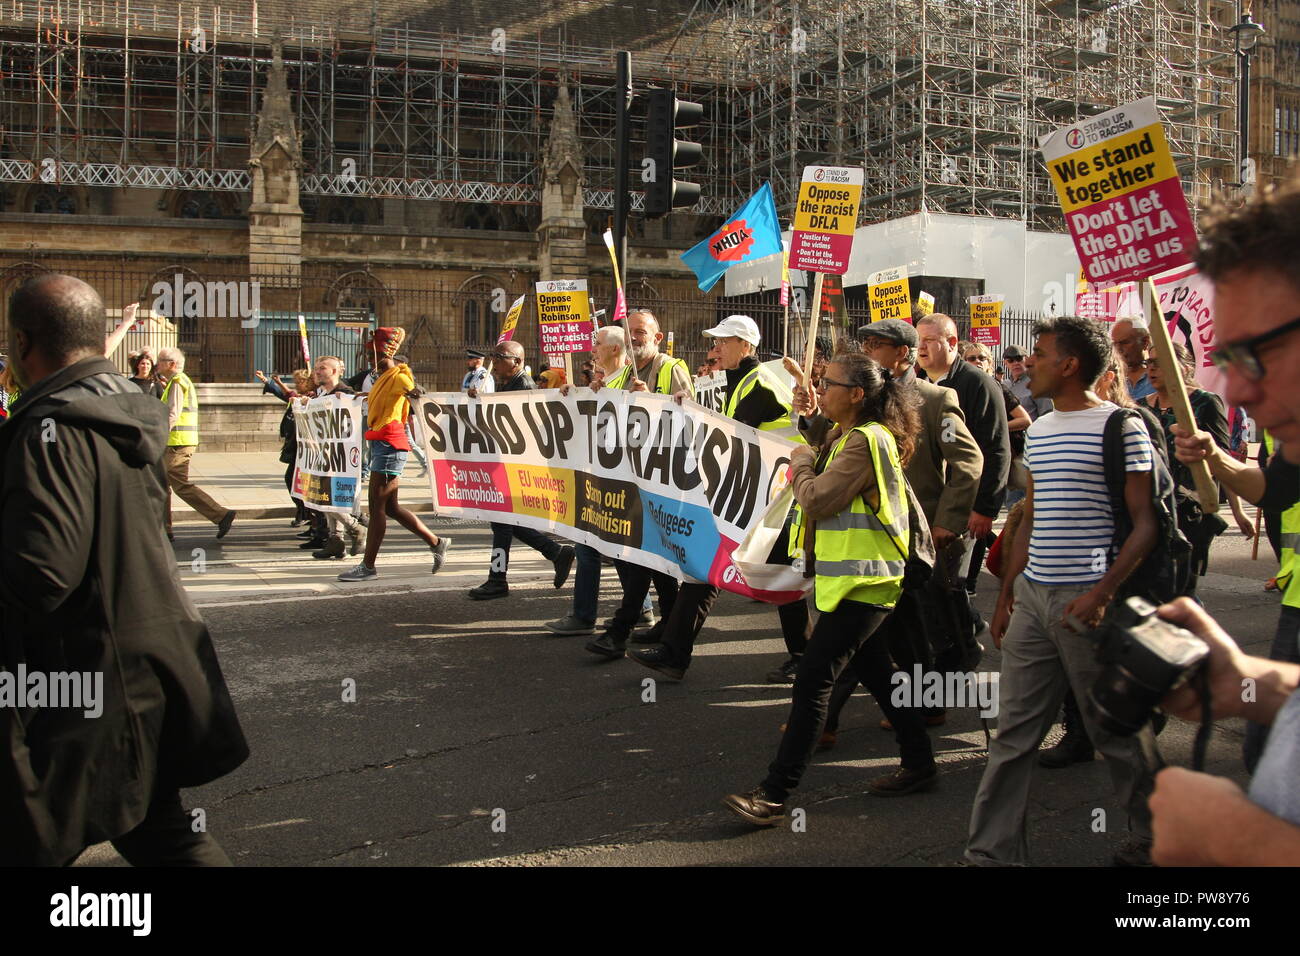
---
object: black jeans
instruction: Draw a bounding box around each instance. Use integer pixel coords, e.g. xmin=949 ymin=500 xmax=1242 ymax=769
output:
xmin=1244 ymin=605 xmax=1300 ymax=773
xmin=488 ymin=522 xmax=561 ymax=580
xmin=825 ymin=586 xmax=930 ymax=733
xmin=660 ymin=583 xmax=810 ymax=669
xmin=109 ymin=787 xmax=233 ymax=867
xmin=763 ymin=598 xmax=934 ymax=802
xmin=606 ymin=560 xmax=679 ymax=639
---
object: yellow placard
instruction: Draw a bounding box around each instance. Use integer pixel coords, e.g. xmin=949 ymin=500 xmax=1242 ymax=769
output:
xmin=867 ymin=266 xmax=912 ymax=323
xmin=1046 ymin=123 xmax=1179 ymax=215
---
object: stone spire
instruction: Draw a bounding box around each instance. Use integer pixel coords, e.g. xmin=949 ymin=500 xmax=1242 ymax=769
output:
xmin=538 ymin=82 xmax=588 ymax=282
xmin=251 ymin=35 xmax=302 ymax=166
xmin=248 ymin=33 xmax=303 ymax=289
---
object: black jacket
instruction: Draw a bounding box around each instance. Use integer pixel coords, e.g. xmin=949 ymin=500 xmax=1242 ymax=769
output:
xmin=497 ymin=370 xmax=533 ymax=393
xmin=932 ymin=358 xmax=1010 ymax=518
xmin=724 ymin=356 xmax=789 ymax=429
xmin=0 ymin=357 xmax=248 ymax=865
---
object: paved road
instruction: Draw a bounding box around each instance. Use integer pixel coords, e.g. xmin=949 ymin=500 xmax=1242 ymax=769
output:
xmin=75 ymin=517 xmax=1279 ymax=867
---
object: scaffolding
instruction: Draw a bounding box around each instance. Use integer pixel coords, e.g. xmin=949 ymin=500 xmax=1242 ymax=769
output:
xmin=0 ymin=0 xmax=1242 ymax=232
xmin=737 ymin=0 xmax=1239 ymax=228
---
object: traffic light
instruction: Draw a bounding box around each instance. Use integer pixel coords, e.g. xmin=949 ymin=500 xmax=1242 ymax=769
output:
xmin=643 ymin=88 xmax=703 ymax=219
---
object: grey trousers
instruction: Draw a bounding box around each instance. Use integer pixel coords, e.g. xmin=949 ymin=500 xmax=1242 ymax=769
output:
xmin=326 ymin=510 xmax=363 ymax=537
xmin=965 ymin=575 xmax=1159 ymax=865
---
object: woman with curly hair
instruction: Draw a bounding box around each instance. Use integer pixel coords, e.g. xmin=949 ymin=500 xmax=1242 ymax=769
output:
xmin=127 ymin=348 xmax=163 ymax=398
xmin=724 ymin=351 xmax=938 ymax=826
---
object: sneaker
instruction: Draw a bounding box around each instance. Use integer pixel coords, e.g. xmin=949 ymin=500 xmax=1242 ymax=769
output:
xmin=296 ymin=529 xmax=315 ymax=539
xmin=1112 ymin=837 xmax=1154 ymax=867
xmin=544 ymin=615 xmax=596 ymax=636
xmin=1038 ymin=735 xmax=1095 ymax=769
xmin=216 ymin=510 xmax=236 ymax=539
xmin=337 ymin=562 xmax=377 ymax=582
xmin=552 ymin=545 xmax=576 ymax=588
xmin=766 ymin=656 xmax=801 ymax=684
xmin=584 ymin=633 xmax=627 ymax=659
xmin=468 ymin=579 xmax=509 ymax=600
xmin=627 ymin=645 xmax=685 ymax=681
xmin=630 ymin=619 xmax=665 ymax=645
xmin=300 ymin=537 xmax=327 ymax=550
xmin=431 ymin=536 xmax=452 ymax=574
xmin=722 ymin=787 xmax=785 ymax=827
xmin=868 ymin=765 xmax=938 ymax=797
xmin=313 ymin=536 xmax=346 ymax=560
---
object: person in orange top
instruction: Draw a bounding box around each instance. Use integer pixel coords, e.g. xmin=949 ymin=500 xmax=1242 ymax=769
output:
xmin=338 ymin=327 xmax=451 ymax=582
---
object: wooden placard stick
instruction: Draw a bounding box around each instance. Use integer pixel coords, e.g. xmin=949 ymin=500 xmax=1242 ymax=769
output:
xmin=799 ymin=271 xmax=825 ymax=392
xmin=1143 ymin=278 xmax=1218 ymax=513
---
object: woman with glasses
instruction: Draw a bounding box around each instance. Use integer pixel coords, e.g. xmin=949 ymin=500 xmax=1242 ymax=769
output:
xmin=1144 ymin=343 xmax=1231 ymax=599
xmin=723 ymin=352 xmax=936 ymax=826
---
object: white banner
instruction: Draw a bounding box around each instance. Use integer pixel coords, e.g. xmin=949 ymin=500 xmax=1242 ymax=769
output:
xmin=291 ymin=393 xmax=366 ymax=513
xmin=416 ymin=389 xmax=809 ymax=602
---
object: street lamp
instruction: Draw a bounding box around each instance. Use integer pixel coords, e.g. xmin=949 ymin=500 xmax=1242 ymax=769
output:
xmin=1230 ymin=10 xmax=1266 ymax=189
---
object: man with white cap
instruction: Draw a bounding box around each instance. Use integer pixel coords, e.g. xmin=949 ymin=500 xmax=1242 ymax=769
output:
xmin=628 ymin=315 xmax=811 ymax=681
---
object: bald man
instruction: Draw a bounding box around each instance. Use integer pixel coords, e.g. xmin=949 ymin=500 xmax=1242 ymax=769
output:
xmin=0 ymin=274 xmax=247 ymax=865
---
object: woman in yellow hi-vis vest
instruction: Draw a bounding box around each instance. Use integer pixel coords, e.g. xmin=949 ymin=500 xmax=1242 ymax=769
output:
xmin=724 ymin=351 xmax=937 ymax=826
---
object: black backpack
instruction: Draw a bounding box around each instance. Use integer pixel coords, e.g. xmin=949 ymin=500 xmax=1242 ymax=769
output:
xmin=1101 ymin=407 xmax=1191 ymax=604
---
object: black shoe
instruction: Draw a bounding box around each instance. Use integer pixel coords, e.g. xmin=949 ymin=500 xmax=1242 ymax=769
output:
xmin=217 ymin=510 xmax=236 ymax=539
xmin=313 ymin=536 xmax=345 ymax=560
xmin=630 ymin=619 xmax=664 ymax=645
xmin=1038 ymin=735 xmax=1096 ymax=769
xmin=584 ymin=633 xmax=627 ymax=659
xmin=296 ymin=529 xmax=315 ymax=539
xmin=868 ymin=765 xmax=938 ymax=797
xmin=468 ymin=579 xmax=509 ymax=600
xmin=627 ymin=645 xmax=685 ymax=681
xmin=300 ymin=537 xmax=327 ymax=550
xmin=766 ymin=656 xmax=801 ymax=684
xmin=602 ymin=609 xmax=654 ymax=630
xmin=722 ymin=787 xmax=785 ymax=827
xmin=552 ymin=545 xmax=576 ymax=588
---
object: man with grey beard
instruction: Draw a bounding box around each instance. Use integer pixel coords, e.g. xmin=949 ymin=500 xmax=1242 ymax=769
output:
xmin=585 ymin=310 xmax=693 ymax=658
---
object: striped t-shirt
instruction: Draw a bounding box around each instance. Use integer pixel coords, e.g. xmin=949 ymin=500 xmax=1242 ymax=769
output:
xmin=1024 ymin=402 xmax=1153 ymax=587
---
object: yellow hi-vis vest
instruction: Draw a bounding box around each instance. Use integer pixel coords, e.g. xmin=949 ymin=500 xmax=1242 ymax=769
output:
xmin=724 ymin=363 xmax=805 ymax=443
xmin=1265 ymin=431 xmax=1300 ymax=610
xmin=161 ymin=371 xmax=199 ymax=447
xmin=789 ymin=421 xmax=908 ymax=613
xmin=606 ymin=356 xmax=693 ymax=396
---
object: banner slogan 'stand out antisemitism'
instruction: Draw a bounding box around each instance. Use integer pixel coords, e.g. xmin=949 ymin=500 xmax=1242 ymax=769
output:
xmin=417 ymin=390 xmax=804 ymax=602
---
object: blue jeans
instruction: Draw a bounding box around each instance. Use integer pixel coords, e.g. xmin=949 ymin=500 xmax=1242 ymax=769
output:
xmin=573 ymin=544 xmax=602 ymax=624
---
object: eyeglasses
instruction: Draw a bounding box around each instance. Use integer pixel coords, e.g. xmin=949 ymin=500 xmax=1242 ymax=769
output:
xmin=817 ymin=377 xmax=854 ymax=390
xmin=1210 ymin=315 xmax=1300 ymax=382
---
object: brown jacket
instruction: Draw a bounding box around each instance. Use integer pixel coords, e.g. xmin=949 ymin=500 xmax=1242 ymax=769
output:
xmin=907 ymin=372 xmax=983 ymax=535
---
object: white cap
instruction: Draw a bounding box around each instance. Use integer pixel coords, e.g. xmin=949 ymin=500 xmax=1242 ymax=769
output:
xmin=702 ymin=314 xmax=761 ymax=346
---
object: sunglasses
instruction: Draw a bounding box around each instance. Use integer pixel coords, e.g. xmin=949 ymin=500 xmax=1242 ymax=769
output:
xmin=1209 ymin=315 xmax=1300 ymax=383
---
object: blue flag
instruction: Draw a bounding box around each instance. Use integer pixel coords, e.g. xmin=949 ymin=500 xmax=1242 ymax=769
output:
xmin=680 ymin=182 xmax=783 ymax=293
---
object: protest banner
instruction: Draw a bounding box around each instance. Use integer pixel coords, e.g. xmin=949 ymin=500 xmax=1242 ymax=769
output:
xmin=535 ymin=279 xmax=593 ymax=356
xmin=1153 ymin=263 xmax=1224 ymax=397
xmin=969 ymin=294 xmax=1004 ymax=346
xmin=291 ymin=393 xmax=365 ymax=513
xmin=693 ymin=370 xmax=727 ymax=413
xmin=496 ymin=294 xmax=526 ymax=344
xmin=868 ymin=266 xmax=912 ymax=323
xmin=915 ymin=291 xmax=935 ymax=319
xmin=1041 ymin=97 xmax=1197 ymax=284
xmin=417 ymin=389 xmax=807 ymax=603
xmin=789 ymin=165 xmax=863 ymax=275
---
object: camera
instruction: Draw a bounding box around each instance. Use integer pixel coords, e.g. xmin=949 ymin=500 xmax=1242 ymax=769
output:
xmin=1087 ymin=596 xmax=1209 ymax=736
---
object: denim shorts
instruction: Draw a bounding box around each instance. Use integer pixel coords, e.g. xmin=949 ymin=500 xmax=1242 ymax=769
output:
xmin=369 ymin=440 xmax=408 ymax=476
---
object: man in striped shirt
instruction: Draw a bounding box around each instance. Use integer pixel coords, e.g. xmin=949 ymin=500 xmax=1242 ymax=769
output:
xmin=965 ymin=316 xmax=1162 ymax=866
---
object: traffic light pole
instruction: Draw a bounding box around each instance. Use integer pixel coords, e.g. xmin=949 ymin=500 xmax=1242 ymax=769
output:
xmin=612 ymin=51 xmax=632 ymax=317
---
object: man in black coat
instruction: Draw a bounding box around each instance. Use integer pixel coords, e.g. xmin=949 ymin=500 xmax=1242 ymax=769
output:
xmin=0 ymin=274 xmax=248 ymax=866
xmin=465 ymin=339 xmax=575 ymax=599
xmin=915 ymin=313 xmax=1011 ymax=665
